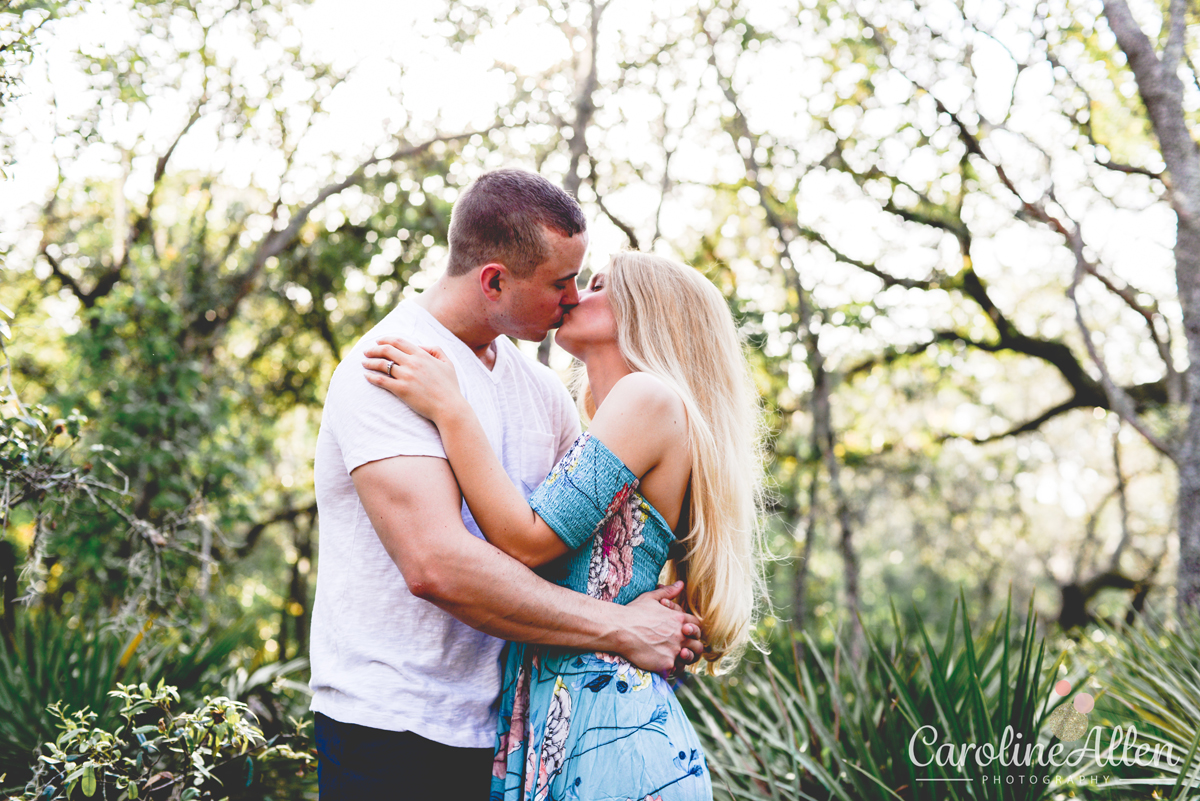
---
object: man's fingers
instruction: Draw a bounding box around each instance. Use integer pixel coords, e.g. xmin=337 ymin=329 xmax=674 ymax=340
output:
xmin=681 ymin=637 xmax=704 ymax=664
xmin=659 ymin=597 xmax=684 ymax=612
xmin=646 ymin=580 xmax=684 ymax=602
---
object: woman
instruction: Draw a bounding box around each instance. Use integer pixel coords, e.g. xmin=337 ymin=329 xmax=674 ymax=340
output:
xmin=362 ymin=252 xmax=764 ymax=801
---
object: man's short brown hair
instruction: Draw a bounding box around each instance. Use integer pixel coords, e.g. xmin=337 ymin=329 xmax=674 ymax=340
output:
xmin=447 ymin=169 xmax=587 ymax=278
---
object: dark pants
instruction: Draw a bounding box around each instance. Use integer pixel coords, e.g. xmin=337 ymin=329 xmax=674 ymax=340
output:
xmin=314 ymin=711 xmax=493 ymax=800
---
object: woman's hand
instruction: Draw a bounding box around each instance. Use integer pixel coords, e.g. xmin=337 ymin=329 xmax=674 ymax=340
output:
xmin=363 ymin=337 xmax=465 ymax=424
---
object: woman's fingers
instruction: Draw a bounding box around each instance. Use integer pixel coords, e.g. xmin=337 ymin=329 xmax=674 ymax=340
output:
xmin=362 ymin=357 xmax=402 ymax=381
xmin=365 ymin=339 xmax=435 ymax=367
xmin=363 ymin=343 xmax=406 ymax=364
xmin=366 ymin=339 xmax=452 ymax=373
xmin=375 ymin=336 xmax=420 ymax=355
xmin=422 ymin=344 xmax=452 ymax=364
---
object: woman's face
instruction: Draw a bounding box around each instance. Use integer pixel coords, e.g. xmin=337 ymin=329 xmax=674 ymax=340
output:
xmin=554 ymin=268 xmax=618 ymax=357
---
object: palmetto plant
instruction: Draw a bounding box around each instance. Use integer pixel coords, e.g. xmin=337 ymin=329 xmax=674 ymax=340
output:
xmin=680 ymin=590 xmax=1078 ymax=801
xmin=1091 ymin=611 xmax=1200 ymax=798
xmin=0 ymin=610 xmax=282 ymax=787
xmin=0 ymin=611 xmax=141 ymax=777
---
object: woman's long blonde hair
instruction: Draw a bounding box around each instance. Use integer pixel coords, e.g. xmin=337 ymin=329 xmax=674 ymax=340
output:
xmin=579 ymin=251 xmax=766 ymax=674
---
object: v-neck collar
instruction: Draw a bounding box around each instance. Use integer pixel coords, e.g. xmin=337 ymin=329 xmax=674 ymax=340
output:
xmin=405 ymin=299 xmax=507 ymax=384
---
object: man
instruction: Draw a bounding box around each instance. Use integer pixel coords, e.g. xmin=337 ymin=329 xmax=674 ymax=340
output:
xmin=309 ymin=169 xmax=703 ymax=799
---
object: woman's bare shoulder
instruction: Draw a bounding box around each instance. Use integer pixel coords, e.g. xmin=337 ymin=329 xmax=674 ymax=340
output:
xmin=590 ymin=372 xmax=688 ymax=468
xmin=609 ymin=372 xmax=686 ymax=418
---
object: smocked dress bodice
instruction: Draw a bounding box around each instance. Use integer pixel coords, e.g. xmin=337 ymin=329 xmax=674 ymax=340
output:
xmin=489 ymin=433 xmax=711 ymax=801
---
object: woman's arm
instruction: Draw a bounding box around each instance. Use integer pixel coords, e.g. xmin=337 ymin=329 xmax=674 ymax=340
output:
xmin=363 ymin=340 xmax=686 ymax=565
xmin=363 ymin=337 xmax=568 ymax=567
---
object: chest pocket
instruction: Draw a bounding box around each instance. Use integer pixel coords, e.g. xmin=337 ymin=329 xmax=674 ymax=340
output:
xmin=519 ymin=431 xmax=558 ymax=496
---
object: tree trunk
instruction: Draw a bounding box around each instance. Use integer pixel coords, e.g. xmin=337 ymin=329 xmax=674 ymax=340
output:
xmin=539 ymin=0 xmax=603 ymax=369
xmin=1103 ymin=0 xmax=1200 ymax=613
xmin=792 ymin=465 xmax=819 ymax=656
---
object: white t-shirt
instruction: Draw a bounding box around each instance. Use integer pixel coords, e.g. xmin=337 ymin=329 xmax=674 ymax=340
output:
xmin=309 ymin=298 xmax=581 ymax=748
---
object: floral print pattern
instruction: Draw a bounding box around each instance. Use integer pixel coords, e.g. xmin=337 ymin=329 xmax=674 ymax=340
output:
xmin=490 ymin=434 xmax=711 ymax=801
xmin=493 ymin=663 xmax=530 ymax=779
xmin=586 ymin=482 xmax=645 ymax=601
xmin=533 ymin=676 xmax=572 ymax=801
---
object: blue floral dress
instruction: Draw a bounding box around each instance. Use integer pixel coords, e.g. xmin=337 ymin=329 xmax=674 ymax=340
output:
xmin=490 ymin=433 xmax=712 ymax=801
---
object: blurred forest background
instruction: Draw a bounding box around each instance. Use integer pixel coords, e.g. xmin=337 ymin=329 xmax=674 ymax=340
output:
xmin=2 ymin=0 xmax=1200 ymax=797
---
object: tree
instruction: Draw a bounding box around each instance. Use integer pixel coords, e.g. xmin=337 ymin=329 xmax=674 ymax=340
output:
xmin=1101 ymin=0 xmax=1200 ymax=612
xmin=681 ymin=0 xmax=1189 ymax=624
xmin=7 ymin=0 xmax=1193 ymax=660
xmin=3 ymin=0 xmax=510 ymax=634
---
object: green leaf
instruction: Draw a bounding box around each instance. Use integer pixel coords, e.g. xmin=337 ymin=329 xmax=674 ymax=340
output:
xmin=82 ymin=763 xmax=96 ymax=796
xmin=1170 ymin=727 xmax=1200 ymax=801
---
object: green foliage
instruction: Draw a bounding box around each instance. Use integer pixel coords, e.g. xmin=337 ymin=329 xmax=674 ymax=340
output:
xmin=1091 ymin=612 xmax=1200 ymax=794
xmin=0 ymin=1 xmax=59 ymax=120
xmin=11 ymin=680 xmax=312 ymax=801
xmin=680 ymin=591 xmax=1085 ymax=800
xmin=3 ymin=1 xmax=1195 ymax=798
xmin=0 ymin=375 xmax=130 ymax=613
xmin=0 ymin=608 xmax=310 ymax=789
xmin=0 ymin=612 xmax=136 ymax=775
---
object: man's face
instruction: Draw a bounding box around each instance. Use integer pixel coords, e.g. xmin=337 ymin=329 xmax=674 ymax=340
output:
xmin=497 ymin=227 xmax=587 ymax=341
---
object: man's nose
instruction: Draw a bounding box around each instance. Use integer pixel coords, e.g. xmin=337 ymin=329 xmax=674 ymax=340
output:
xmin=562 ymin=281 xmax=580 ymax=307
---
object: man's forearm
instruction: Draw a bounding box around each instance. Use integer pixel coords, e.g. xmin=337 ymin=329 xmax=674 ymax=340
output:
xmin=352 ymin=455 xmax=698 ymax=672
xmin=410 ymin=531 xmax=629 ymax=653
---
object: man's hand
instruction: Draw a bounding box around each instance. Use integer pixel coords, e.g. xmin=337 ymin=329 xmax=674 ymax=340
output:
xmin=618 ymin=581 xmax=704 ymax=673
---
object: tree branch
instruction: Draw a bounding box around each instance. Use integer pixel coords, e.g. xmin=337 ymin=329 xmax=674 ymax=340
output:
xmin=235 ymin=502 xmax=317 ymax=559
xmin=1080 ymin=259 xmax=1181 ymax=403
xmin=564 ymin=0 xmax=603 ymax=197
xmin=956 ymin=396 xmax=1092 ymax=443
xmin=796 ymin=226 xmax=936 ymax=290
xmin=213 ymin=125 xmax=503 ymax=334
xmin=844 ymin=330 xmax=1003 ymax=377
xmin=1104 ymin=0 xmax=1200 ymax=221
xmin=589 ymin=164 xmax=640 ymax=250
xmin=1069 ymin=261 xmax=1176 ymax=459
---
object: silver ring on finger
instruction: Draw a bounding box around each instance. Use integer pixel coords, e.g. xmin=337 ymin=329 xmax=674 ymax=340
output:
xmin=385 ymin=359 xmax=395 ymax=378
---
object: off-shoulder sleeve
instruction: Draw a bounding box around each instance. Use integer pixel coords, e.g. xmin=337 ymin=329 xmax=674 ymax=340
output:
xmin=528 ymin=433 xmax=639 ymax=550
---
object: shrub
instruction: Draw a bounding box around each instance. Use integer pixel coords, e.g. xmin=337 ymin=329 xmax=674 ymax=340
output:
xmin=1088 ymin=610 xmax=1200 ymax=796
xmin=679 ymin=590 xmax=1088 ymax=801
xmin=9 ymin=680 xmax=312 ymax=800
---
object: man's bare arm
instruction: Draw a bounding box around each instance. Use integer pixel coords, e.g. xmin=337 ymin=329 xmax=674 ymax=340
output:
xmin=352 ymin=454 xmax=703 ymax=672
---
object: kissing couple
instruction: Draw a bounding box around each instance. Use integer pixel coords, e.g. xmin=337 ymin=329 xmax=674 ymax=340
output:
xmin=309 ymin=169 xmax=763 ymax=800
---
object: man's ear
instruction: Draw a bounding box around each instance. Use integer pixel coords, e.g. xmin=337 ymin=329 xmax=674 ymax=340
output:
xmin=479 ymin=263 xmax=507 ymax=301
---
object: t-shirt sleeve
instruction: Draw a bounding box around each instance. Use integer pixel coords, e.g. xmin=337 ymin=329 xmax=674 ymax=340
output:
xmin=528 ymin=435 xmax=638 ymax=550
xmin=326 ymin=357 xmax=447 ymax=475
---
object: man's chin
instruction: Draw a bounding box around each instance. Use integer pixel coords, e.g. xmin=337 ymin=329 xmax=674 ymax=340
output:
xmin=511 ymin=326 xmax=554 ymax=343
xmin=511 ymin=316 xmax=563 ymax=342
